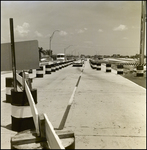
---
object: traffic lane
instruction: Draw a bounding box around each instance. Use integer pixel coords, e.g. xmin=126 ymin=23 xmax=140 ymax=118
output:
xmin=32 ymin=64 xmax=84 ymax=128
xmin=65 ymin=62 xmax=146 ymax=149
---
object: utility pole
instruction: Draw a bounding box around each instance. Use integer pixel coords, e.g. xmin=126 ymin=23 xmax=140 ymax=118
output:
xmin=139 ymin=1 xmax=146 ymax=65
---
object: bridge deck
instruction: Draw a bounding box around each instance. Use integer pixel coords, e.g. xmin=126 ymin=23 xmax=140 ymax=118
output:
xmin=1 ymin=60 xmax=146 ymax=149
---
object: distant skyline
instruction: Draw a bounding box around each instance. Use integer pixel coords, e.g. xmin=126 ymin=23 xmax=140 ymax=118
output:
xmin=1 ymin=1 xmax=146 ymax=55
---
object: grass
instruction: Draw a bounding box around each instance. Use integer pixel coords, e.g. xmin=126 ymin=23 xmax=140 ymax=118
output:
xmin=111 ymin=64 xmax=146 ymax=88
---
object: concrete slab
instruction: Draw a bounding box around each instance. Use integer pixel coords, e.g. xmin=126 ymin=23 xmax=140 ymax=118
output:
xmin=1 ymin=60 xmax=146 ymax=149
xmin=65 ymin=61 xmax=146 ymax=149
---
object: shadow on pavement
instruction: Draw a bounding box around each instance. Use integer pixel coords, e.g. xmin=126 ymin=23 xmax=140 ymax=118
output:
xmin=2 ymin=100 xmax=11 ymax=104
xmin=1 ymin=124 xmax=12 ymax=131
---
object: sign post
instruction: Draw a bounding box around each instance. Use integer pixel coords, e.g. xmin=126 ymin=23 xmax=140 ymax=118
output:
xmin=9 ymin=18 xmax=17 ymax=91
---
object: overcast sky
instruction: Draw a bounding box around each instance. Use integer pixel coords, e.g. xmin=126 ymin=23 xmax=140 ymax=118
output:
xmin=1 ymin=1 xmax=145 ymax=55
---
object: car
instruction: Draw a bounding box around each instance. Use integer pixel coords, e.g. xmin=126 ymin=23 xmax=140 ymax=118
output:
xmin=72 ymin=59 xmax=83 ymax=67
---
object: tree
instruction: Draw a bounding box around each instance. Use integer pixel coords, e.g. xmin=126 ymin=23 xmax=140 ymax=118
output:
xmin=38 ymin=47 xmax=43 ymax=60
xmin=46 ymin=49 xmax=53 ymax=56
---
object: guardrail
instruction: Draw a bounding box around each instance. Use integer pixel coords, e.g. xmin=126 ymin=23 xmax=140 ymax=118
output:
xmin=12 ymin=72 xmax=65 ymax=149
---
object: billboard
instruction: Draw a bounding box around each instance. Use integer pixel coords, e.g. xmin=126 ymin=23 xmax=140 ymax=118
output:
xmin=1 ymin=40 xmax=39 ymax=71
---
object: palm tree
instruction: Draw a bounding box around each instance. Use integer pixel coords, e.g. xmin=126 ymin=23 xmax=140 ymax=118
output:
xmin=38 ymin=47 xmax=46 ymax=60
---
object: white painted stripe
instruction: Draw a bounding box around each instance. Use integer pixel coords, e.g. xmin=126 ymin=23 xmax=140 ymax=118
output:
xmin=11 ymin=105 xmax=32 ymax=118
xmin=46 ymin=68 xmax=51 ymax=71
xmin=106 ymin=67 xmax=111 ymax=70
xmin=117 ymin=69 xmax=123 ymax=71
xmin=137 ymin=70 xmax=144 ymax=73
xmin=68 ymin=87 xmax=77 ymax=105
xmin=36 ymin=71 xmax=44 ymax=74
xmin=58 ymin=64 xmax=85 ymax=130
xmin=44 ymin=113 xmax=65 ymax=149
xmin=6 ymin=87 xmax=13 ymax=95
xmin=29 ymin=73 xmax=36 ymax=79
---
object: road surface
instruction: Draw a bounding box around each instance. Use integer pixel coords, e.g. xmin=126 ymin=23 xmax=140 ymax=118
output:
xmin=1 ymin=60 xmax=146 ymax=149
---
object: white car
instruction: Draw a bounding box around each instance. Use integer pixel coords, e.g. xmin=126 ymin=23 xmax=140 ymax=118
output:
xmin=72 ymin=59 xmax=83 ymax=67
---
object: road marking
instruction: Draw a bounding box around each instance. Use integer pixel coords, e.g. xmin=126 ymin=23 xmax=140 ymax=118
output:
xmin=58 ymin=64 xmax=85 ymax=130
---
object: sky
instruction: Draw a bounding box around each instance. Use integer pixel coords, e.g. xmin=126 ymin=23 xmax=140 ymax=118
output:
xmin=1 ymin=1 xmax=146 ymax=56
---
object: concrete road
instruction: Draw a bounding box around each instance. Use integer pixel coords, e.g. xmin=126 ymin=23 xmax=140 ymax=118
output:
xmin=1 ymin=60 xmax=146 ymax=149
xmin=33 ymin=60 xmax=146 ymax=149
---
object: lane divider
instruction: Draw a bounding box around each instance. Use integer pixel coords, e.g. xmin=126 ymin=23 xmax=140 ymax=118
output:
xmin=89 ymin=59 xmax=146 ymax=77
xmin=57 ymin=66 xmax=85 ymax=130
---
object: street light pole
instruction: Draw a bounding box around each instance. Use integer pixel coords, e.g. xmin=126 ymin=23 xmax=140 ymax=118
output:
xmin=49 ymin=30 xmax=60 ymax=51
xmin=64 ymin=45 xmax=73 ymax=55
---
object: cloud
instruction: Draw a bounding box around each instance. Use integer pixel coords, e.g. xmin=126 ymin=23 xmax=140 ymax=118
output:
xmin=15 ymin=22 xmax=30 ymax=37
xmin=35 ymin=31 xmax=43 ymax=37
xmin=98 ymin=29 xmax=103 ymax=32
xmin=77 ymin=29 xmax=84 ymax=33
xmin=76 ymin=28 xmax=88 ymax=34
xmin=113 ymin=24 xmax=128 ymax=31
xmin=59 ymin=31 xmax=68 ymax=36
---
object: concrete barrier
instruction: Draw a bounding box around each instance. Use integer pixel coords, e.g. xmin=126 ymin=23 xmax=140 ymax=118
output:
xmin=5 ymin=77 xmax=13 ymax=103
xmin=28 ymin=69 xmax=36 ymax=78
xmin=56 ymin=63 xmax=60 ymax=71
xmin=93 ymin=62 xmax=97 ymax=69
xmin=89 ymin=60 xmax=94 ymax=69
xmin=45 ymin=64 xmax=51 ymax=74
xmin=28 ymin=69 xmax=33 ymax=78
xmin=117 ymin=65 xmax=123 ymax=74
xmin=28 ymin=69 xmax=32 ymax=73
xmin=36 ymin=66 xmax=44 ymax=78
xmin=11 ymin=89 xmax=37 ymax=132
xmin=106 ymin=63 xmax=111 ymax=72
xmin=62 ymin=62 xmax=65 ymax=68
xmin=51 ymin=64 xmax=56 ymax=72
xmin=136 ymin=65 xmax=144 ymax=77
xmin=59 ymin=62 xmax=62 ymax=69
xmin=96 ymin=63 xmax=101 ymax=70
